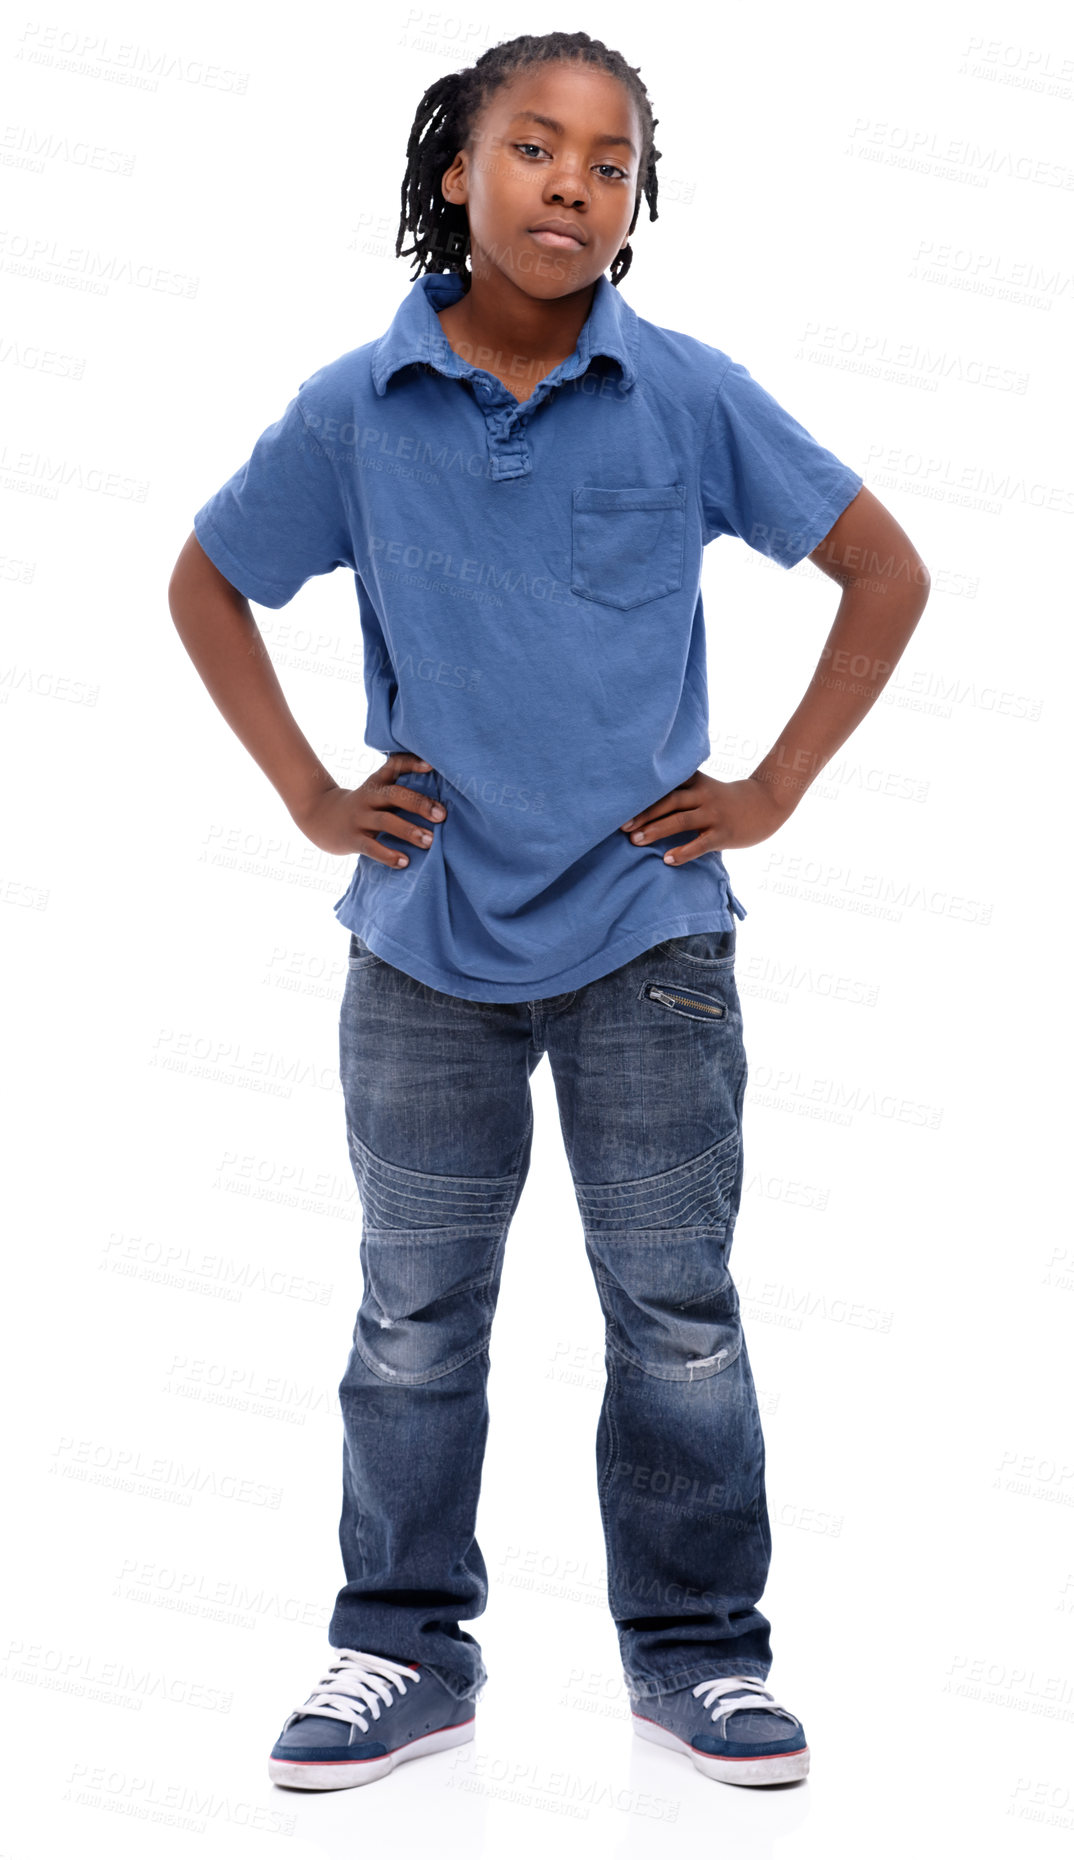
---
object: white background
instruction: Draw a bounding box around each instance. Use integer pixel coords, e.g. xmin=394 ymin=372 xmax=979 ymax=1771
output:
xmin=3 ymin=1 xmax=1070 ymax=1855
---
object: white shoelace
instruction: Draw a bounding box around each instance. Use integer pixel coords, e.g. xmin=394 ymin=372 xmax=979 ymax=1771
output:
xmin=289 ymin=1649 xmax=421 ymax=1732
xmin=692 ymin=1675 xmax=799 ymax=1732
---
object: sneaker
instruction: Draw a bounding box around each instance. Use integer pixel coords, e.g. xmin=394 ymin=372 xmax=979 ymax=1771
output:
xmin=268 ymin=1648 xmax=478 ymax=1790
xmin=631 ymin=1674 xmax=809 ymax=1786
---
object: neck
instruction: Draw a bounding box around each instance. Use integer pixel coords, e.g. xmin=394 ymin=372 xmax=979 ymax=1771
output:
xmin=437 ymin=265 xmax=598 ymax=386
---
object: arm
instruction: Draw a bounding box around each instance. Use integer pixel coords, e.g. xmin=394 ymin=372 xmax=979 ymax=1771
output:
xmin=619 ymin=485 xmax=931 ymax=860
xmin=167 ymin=531 xmax=444 ymax=864
xmin=748 ymin=483 xmax=930 ymax=816
xmin=168 ymin=530 xmax=338 ymax=826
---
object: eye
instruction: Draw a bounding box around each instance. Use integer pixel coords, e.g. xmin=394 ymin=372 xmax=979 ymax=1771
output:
xmin=514 ymin=143 xmax=628 ymax=182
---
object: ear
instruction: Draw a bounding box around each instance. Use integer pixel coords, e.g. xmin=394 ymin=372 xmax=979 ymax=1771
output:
xmin=440 ymin=150 xmax=467 ymax=206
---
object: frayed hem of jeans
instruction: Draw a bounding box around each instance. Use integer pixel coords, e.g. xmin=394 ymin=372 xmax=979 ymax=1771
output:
xmin=422 ymin=1661 xmax=488 ymax=1703
xmin=624 ymin=1660 xmax=772 ymax=1701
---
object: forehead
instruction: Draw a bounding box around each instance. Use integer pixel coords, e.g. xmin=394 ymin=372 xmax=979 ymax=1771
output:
xmin=474 ymin=59 xmax=641 ymax=149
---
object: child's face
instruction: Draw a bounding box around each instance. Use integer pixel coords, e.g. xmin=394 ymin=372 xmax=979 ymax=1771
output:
xmin=440 ymin=59 xmax=643 ymax=299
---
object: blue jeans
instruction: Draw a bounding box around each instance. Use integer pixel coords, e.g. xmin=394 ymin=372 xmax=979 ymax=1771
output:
xmin=329 ymin=924 xmax=773 ymax=1703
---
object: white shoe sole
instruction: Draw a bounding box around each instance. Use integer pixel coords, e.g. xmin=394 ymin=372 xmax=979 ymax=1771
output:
xmin=268 ymin=1715 xmax=475 ymax=1790
xmin=632 ymin=1710 xmax=810 ymax=1786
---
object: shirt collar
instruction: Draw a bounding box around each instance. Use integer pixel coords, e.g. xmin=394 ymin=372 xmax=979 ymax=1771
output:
xmin=370 ymin=268 xmax=639 ymax=397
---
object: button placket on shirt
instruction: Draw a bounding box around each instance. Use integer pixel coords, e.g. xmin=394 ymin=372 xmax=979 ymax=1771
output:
xmin=467 ymin=367 xmax=565 ymax=482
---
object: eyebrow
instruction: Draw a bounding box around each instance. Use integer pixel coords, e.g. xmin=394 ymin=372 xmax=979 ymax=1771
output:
xmin=507 ymin=110 xmax=637 ymax=158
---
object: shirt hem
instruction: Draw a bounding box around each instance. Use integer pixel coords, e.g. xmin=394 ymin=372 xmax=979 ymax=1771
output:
xmin=193 ymin=509 xmax=294 ymax=609
xmin=779 ymin=468 xmax=864 ymax=569
xmin=337 ymin=907 xmax=746 ymax=1004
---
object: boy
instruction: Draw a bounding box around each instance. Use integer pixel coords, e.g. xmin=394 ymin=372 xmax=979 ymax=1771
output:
xmin=169 ymin=33 xmax=929 ymax=1793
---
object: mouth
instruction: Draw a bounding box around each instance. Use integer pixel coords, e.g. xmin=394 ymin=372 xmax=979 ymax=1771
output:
xmin=527 ymin=224 xmax=587 ymax=250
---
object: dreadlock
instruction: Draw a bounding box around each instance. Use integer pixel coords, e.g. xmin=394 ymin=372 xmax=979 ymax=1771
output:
xmin=396 ymin=30 xmax=660 ymax=291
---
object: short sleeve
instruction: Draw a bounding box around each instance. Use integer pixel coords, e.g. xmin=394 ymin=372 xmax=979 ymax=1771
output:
xmin=701 ymin=358 xmax=863 ymax=568
xmin=193 ymin=390 xmax=355 ymax=608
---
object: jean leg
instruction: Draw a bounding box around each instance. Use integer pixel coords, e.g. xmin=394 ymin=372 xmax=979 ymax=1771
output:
xmin=543 ymin=932 xmax=773 ymax=1698
xmin=329 ymin=948 xmax=537 ymax=1701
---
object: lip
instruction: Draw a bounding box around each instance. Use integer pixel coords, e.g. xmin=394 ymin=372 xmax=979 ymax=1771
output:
xmin=527 ymin=220 xmax=587 ymax=248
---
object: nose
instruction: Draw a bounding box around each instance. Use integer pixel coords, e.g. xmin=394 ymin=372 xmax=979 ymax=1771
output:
xmin=545 ymin=160 xmax=589 ymax=211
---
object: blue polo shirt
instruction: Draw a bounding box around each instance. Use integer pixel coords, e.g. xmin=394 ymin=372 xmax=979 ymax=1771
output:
xmin=193 ymin=269 xmax=862 ymax=1002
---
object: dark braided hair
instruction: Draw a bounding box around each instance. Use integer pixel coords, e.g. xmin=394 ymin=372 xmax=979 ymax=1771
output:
xmin=396 ymin=30 xmax=660 ymax=291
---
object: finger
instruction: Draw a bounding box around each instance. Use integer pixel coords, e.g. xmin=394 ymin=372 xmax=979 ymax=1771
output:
xmin=355 ymin=834 xmax=413 ymax=869
xmin=625 ymin=808 xmax=696 ymax=843
xmin=383 ymin=782 xmax=447 ymax=823
xmin=620 ymin=788 xmax=691 ymax=831
xmin=661 ymin=830 xmax=718 ymax=867
xmin=620 ymin=801 xmax=657 ymax=829
xmin=378 ymin=813 xmax=439 ymax=851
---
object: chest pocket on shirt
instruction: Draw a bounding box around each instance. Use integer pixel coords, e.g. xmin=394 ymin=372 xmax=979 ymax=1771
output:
xmin=571 ymin=484 xmax=686 ymax=611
